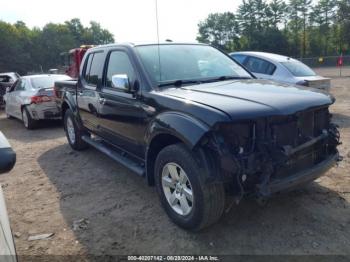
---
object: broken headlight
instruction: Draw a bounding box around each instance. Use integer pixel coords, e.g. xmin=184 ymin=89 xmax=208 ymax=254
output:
xmin=217 ymin=122 xmax=256 ymax=155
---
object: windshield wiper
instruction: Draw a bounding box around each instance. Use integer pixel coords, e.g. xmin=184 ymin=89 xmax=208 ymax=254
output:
xmin=202 ymin=76 xmax=252 ymax=83
xmin=158 ymin=79 xmax=202 ymax=88
xmin=158 ymin=76 xmax=251 ymax=88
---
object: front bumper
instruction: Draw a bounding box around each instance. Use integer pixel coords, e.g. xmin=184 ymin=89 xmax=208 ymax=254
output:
xmin=268 ymin=152 xmax=338 ymax=194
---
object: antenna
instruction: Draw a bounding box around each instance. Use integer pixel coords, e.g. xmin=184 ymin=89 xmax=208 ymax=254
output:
xmin=155 ymin=0 xmax=162 ymax=82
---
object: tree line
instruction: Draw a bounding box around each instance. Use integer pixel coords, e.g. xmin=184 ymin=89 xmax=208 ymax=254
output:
xmin=197 ymin=0 xmax=350 ymax=58
xmin=0 ymin=18 xmax=114 ymax=75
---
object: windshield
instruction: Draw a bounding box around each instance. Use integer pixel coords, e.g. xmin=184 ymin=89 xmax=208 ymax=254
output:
xmin=30 ymin=75 xmax=71 ymax=89
xmin=136 ymin=44 xmax=251 ymax=86
xmin=281 ymin=61 xmax=316 ymax=77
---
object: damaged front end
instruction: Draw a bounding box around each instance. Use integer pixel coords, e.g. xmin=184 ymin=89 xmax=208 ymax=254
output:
xmin=206 ymin=106 xmax=341 ymax=203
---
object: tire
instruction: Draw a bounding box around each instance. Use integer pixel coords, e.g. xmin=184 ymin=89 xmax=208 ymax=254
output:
xmin=22 ymin=106 xmax=36 ymax=129
xmin=155 ymin=143 xmax=225 ymax=231
xmin=64 ymin=109 xmax=88 ymax=150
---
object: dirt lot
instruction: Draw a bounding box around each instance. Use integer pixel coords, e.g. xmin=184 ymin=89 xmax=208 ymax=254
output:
xmin=0 ymin=68 xmax=349 ymax=259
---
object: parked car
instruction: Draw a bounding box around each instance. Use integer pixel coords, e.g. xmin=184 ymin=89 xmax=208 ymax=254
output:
xmin=230 ymin=51 xmax=331 ymax=91
xmin=55 ymin=43 xmax=340 ymax=230
xmin=0 ymin=132 xmax=17 ymax=262
xmin=4 ymin=74 xmax=72 ymax=129
xmin=0 ymin=72 xmax=20 ymax=106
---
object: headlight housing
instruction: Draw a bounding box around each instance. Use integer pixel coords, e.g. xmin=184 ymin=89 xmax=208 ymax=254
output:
xmin=216 ymin=122 xmax=255 ymax=155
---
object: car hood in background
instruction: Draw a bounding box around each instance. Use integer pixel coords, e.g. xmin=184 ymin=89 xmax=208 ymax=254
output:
xmin=161 ymin=79 xmax=333 ymax=121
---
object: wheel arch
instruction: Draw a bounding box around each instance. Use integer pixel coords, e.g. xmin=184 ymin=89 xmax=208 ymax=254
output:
xmin=145 ymin=112 xmax=210 ymax=186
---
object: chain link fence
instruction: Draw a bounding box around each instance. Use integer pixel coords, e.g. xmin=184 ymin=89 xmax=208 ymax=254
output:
xmin=298 ymin=55 xmax=350 ymax=77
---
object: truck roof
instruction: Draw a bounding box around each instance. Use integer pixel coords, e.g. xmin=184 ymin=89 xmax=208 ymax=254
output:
xmin=89 ymin=42 xmax=209 ymax=52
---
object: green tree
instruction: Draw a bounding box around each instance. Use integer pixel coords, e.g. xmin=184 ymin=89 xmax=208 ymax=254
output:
xmin=269 ymin=0 xmax=288 ymax=28
xmin=83 ymin=21 xmax=114 ymax=45
xmin=299 ymin=0 xmax=312 ymax=58
xmin=310 ymin=0 xmax=337 ymax=55
xmin=337 ymin=0 xmax=350 ymax=53
xmin=0 ymin=18 xmax=114 ymax=74
xmin=197 ymin=12 xmax=240 ymax=51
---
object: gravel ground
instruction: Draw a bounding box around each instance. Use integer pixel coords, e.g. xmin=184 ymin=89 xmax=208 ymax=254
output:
xmin=0 ymin=68 xmax=349 ymax=259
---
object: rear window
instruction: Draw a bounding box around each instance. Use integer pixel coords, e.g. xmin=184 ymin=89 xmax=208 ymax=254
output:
xmin=281 ymin=61 xmax=316 ymax=76
xmin=30 ymin=75 xmax=71 ymax=89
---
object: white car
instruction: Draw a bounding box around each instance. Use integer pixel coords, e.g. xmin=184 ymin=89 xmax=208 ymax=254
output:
xmin=230 ymin=51 xmax=331 ymax=91
xmin=4 ymin=74 xmax=71 ymax=129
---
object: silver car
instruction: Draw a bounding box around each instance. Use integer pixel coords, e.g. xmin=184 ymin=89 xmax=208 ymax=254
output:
xmin=230 ymin=51 xmax=331 ymax=91
xmin=4 ymin=74 xmax=71 ymax=129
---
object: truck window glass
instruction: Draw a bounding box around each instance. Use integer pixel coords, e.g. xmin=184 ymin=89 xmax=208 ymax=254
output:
xmin=106 ymin=51 xmax=136 ymax=88
xmin=83 ymin=54 xmax=93 ymax=83
xmin=85 ymin=52 xmax=104 ymax=86
xmin=245 ymin=56 xmax=276 ymax=75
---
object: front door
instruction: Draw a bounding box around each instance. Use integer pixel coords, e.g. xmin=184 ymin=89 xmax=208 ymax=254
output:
xmin=97 ymin=49 xmax=148 ymax=158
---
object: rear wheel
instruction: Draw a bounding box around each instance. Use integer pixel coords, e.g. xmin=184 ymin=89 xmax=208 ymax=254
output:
xmin=155 ymin=144 xmax=225 ymax=230
xmin=22 ymin=107 xmax=36 ymax=129
xmin=64 ymin=109 xmax=88 ymax=150
xmin=4 ymin=103 xmax=12 ymax=119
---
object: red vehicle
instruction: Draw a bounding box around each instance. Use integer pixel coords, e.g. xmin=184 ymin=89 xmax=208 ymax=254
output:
xmin=60 ymin=45 xmax=94 ymax=78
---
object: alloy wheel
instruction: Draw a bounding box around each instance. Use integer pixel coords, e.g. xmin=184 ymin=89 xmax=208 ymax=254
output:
xmin=161 ymin=162 xmax=194 ymax=216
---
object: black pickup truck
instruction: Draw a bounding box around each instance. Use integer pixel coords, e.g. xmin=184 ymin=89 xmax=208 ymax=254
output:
xmin=54 ymin=43 xmax=340 ymax=230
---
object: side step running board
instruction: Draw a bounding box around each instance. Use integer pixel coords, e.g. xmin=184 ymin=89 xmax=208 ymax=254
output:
xmin=82 ymin=135 xmax=145 ymax=177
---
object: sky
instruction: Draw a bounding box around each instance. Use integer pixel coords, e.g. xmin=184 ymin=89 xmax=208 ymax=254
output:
xmin=1 ymin=0 xmax=241 ymax=43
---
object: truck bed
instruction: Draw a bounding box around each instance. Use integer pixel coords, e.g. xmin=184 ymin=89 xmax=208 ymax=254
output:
xmin=54 ymin=79 xmax=77 ymax=99
xmin=54 ymin=79 xmax=78 ymax=113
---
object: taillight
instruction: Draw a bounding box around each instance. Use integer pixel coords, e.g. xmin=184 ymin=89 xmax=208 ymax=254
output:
xmin=31 ymin=95 xmax=52 ymax=104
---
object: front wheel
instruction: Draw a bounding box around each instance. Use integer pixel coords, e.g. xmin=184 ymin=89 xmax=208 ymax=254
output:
xmin=64 ymin=109 xmax=88 ymax=150
xmin=155 ymin=144 xmax=225 ymax=230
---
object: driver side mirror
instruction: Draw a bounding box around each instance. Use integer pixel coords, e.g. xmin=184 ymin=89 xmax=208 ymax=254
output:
xmin=5 ymin=87 xmax=11 ymax=93
xmin=111 ymin=74 xmax=136 ymax=93
xmin=0 ymin=132 xmax=16 ymax=174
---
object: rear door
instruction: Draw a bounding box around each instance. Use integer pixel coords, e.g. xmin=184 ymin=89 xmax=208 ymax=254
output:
xmin=244 ymin=56 xmax=276 ymax=80
xmin=97 ymin=49 xmax=148 ymax=158
xmin=77 ymin=51 xmax=105 ymax=134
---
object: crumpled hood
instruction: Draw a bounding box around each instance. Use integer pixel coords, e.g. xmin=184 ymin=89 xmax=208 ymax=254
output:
xmin=161 ymin=79 xmax=334 ymax=121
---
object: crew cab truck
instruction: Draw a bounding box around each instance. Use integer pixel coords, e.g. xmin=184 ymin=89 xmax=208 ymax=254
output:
xmin=54 ymin=43 xmax=340 ymax=230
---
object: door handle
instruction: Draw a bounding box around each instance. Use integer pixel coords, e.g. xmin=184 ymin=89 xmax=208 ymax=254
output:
xmin=99 ymin=98 xmax=106 ymax=105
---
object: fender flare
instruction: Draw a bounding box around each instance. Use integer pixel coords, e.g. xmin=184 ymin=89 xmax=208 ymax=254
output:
xmin=145 ymin=111 xmax=210 ymax=150
xmin=145 ymin=112 xmax=211 ymax=185
xmin=61 ymin=92 xmax=84 ymax=130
